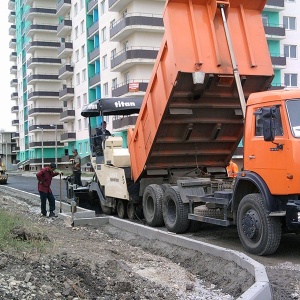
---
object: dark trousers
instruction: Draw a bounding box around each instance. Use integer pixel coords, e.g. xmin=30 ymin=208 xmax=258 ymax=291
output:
xmin=73 ymin=171 xmax=82 ymax=186
xmin=39 ymin=191 xmax=55 ymax=215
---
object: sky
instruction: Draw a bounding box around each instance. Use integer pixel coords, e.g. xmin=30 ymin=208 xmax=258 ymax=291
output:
xmin=1 ymin=1 xmax=15 ymax=132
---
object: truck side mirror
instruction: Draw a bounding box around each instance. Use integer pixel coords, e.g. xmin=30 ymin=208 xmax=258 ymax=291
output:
xmin=261 ymin=107 xmax=276 ymax=142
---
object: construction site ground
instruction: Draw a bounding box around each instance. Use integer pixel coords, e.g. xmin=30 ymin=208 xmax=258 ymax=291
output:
xmin=0 ymin=185 xmax=299 ymax=299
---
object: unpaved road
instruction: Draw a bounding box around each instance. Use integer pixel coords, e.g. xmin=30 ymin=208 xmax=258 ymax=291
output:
xmin=0 ymin=186 xmax=250 ymax=299
xmin=0 ymin=186 xmax=300 ymax=300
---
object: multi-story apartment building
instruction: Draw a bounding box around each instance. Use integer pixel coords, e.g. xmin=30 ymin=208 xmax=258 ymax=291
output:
xmin=0 ymin=131 xmax=17 ymax=171
xmin=8 ymin=0 xmax=299 ymax=171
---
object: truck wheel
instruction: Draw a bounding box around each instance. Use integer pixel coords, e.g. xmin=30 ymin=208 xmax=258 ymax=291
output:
xmin=117 ymin=200 xmax=127 ymax=219
xmin=237 ymin=193 xmax=282 ymax=255
xmin=127 ymin=202 xmax=136 ymax=220
xmin=100 ymin=203 xmax=113 ymax=215
xmin=162 ymin=186 xmax=190 ymax=233
xmin=142 ymin=184 xmax=164 ymax=227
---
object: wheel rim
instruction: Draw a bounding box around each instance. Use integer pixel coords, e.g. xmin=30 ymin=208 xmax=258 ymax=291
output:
xmin=146 ymin=195 xmax=154 ymax=218
xmin=241 ymin=208 xmax=261 ymax=242
xmin=166 ymin=197 xmax=176 ymax=223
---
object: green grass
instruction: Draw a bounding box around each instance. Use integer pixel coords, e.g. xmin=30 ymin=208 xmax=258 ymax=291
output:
xmin=0 ymin=210 xmax=49 ymax=253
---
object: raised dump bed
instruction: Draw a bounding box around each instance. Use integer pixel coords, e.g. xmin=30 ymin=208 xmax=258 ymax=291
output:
xmin=128 ymin=0 xmax=274 ymax=181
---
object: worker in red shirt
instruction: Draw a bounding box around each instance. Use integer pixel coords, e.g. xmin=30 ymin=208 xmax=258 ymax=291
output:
xmin=36 ymin=162 xmax=62 ymax=217
xmin=226 ymin=160 xmax=239 ymax=178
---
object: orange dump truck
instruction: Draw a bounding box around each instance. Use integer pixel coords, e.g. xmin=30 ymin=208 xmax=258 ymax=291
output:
xmin=80 ymin=0 xmax=300 ymax=256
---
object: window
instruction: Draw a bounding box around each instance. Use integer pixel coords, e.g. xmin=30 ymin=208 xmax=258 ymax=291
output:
xmin=123 ymin=41 xmax=128 ymax=51
xmin=83 ymin=93 xmax=87 ymax=105
xmin=283 ymin=16 xmax=296 ymax=30
xmin=284 ymin=45 xmax=297 ymax=58
xmin=74 ymin=3 xmax=78 ymax=16
xmin=124 ymin=72 xmax=129 ymax=83
xmin=284 ymin=73 xmax=298 ymax=87
xmin=112 ymin=78 xmax=117 ymax=89
xmin=78 ymin=119 xmax=82 ymax=131
xmin=77 ymin=96 xmax=81 ymax=108
xmin=85 ymin=141 xmax=88 ymax=153
xmin=80 ymin=0 xmax=84 ymax=9
xmin=100 ymin=1 xmax=106 ymax=15
xmin=75 ymin=26 xmax=78 ymax=39
xmin=110 ymin=19 xmax=116 ymax=29
xmin=111 ymin=48 xmax=116 ymax=59
xmin=76 ymin=73 xmax=80 ymax=85
xmin=79 ymin=142 xmax=82 ymax=153
xmin=103 ymin=82 xmax=108 ymax=96
xmin=81 ymin=44 xmax=86 ymax=57
xmin=84 ymin=118 xmax=88 ymax=129
xmin=255 ymin=106 xmax=283 ymax=136
xmin=75 ymin=49 xmax=79 ymax=62
xmin=82 ymin=69 xmax=86 ymax=82
xmin=102 ymin=55 xmax=107 ymax=69
xmin=80 ymin=20 xmax=85 ymax=34
xmin=101 ymin=27 xmax=107 ymax=43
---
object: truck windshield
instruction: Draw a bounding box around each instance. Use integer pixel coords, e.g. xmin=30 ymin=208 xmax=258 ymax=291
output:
xmin=286 ymin=99 xmax=300 ymax=138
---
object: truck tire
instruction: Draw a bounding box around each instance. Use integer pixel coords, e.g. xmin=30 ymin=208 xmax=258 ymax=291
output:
xmin=162 ymin=186 xmax=190 ymax=233
xmin=127 ymin=202 xmax=136 ymax=220
xmin=237 ymin=193 xmax=282 ymax=255
xmin=142 ymin=184 xmax=164 ymax=227
xmin=117 ymin=200 xmax=127 ymax=219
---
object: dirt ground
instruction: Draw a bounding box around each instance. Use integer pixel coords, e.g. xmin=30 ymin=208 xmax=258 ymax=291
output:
xmin=0 ymin=187 xmax=256 ymax=300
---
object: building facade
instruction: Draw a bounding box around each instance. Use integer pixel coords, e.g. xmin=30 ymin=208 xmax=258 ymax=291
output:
xmin=8 ymin=0 xmax=299 ymax=171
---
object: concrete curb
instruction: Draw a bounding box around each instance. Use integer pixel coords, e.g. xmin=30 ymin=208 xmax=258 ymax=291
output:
xmin=56 ymin=203 xmax=271 ymax=300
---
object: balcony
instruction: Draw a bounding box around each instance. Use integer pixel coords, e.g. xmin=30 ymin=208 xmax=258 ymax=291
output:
xmin=113 ymin=115 xmax=138 ymax=131
xmin=8 ymin=11 xmax=15 ymax=23
xmin=87 ymin=21 xmax=99 ymax=38
xmin=264 ymin=24 xmax=285 ymax=40
xmin=29 ymin=140 xmax=65 ymax=148
xmin=12 ymin=119 xmax=19 ymax=126
xmin=57 ymin=19 xmax=72 ymax=37
xmin=109 ymin=0 xmax=133 ymax=12
xmin=11 ymin=92 xmax=18 ymax=100
xmin=12 ymin=146 xmax=20 ymax=152
xmin=89 ymin=73 xmax=101 ymax=88
xmin=25 ymin=8 xmax=57 ymax=21
xmin=12 ymin=132 xmax=19 ymax=139
xmin=27 ymin=90 xmax=59 ymax=101
xmin=265 ymin=0 xmax=284 ymax=11
xmin=58 ymin=42 xmax=73 ymax=59
xmin=27 ymin=57 xmax=61 ymax=68
xmin=112 ymin=80 xmax=148 ymax=97
xmin=28 ymin=107 xmax=62 ymax=116
xmin=9 ymin=38 xmax=16 ymax=49
xmin=58 ymin=64 xmax=74 ymax=80
xmin=56 ymin=0 xmax=71 ymax=17
xmin=25 ymin=24 xmax=58 ymax=37
xmin=10 ymin=66 xmax=17 ymax=74
xmin=8 ymin=0 xmax=15 ymax=10
xmin=27 ymin=74 xmax=59 ymax=84
xmin=11 ymin=106 xmax=19 ymax=113
xmin=87 ymin=0 xmax=98 ymax=14
xmin=10 ymin=51 xmax=17 ymax=61
xmin=26 ymin=41 xmax=60 ymax=53
xmin=61 ymin=132 xmax=76 ymax=142
xmin=111 ymin=46 xmax=159 ymax=72
xmin=10 ymin=78 xmax=18 ymax=87
xmin=29 ymin=124 xmax=64 ymax=132
xmin=88 ymin=47 xmax=100 ymax=63
xmin=9 ymin=24 xmax=16 ymax=36
xmin=60 ymin=109 xmax=75 ymax=122
xmin=110 ymin=13 xmax=163 ymax=41
xmin=270 ymin=83 xmax=285 ymax=90
xmin=271 ymin=55 xmax=286 ymax=69
xmin=59 ymin=86 xmax=74 ymax=101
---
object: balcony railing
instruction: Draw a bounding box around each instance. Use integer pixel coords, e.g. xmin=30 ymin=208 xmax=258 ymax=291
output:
xmin=27 ymin=90 xmax=59 ymax=100
xmin=87 ymin=0 xmax=98 ymax=13
xmin=56 ymin=0 xmax=71 ymax=16
xmin=88 ymin=47 xmax=100 ymax=62
xmin=60 ymin=109 xmax=75 ymax=121
xmin=28 ymin=107 xmax=62 ymax=116
xmin=57 ymin=19 xmax=72 ymax=37
xmin=58 ymin=42 xmax=73 ymax=58
xmin=27 ymin=74 xmax=59 ymax=83
xmin=58 ymin=64 xmax=74 ymax=79
xmin=89 ymin=73 xmax=101 ymax=87
xmin=264 ymin=24 xmax=285 ymax=39
xmin=111 ymin=46 xmax=159 ymax=70
xmin=87 ymin=21 xmax=99 ymax=38
xmin=112 ymin=80 xmax=148 ymax=97
xmin=27 ymin=57 xmax=61 ymax=68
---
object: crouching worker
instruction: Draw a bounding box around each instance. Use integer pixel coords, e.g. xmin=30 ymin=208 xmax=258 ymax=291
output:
xmin=36 ymin=162 xmax=62 ymax=217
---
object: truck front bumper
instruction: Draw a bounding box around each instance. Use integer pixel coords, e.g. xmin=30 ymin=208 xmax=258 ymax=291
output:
xmin=286 ymin=200 xmax=300 ymax=231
